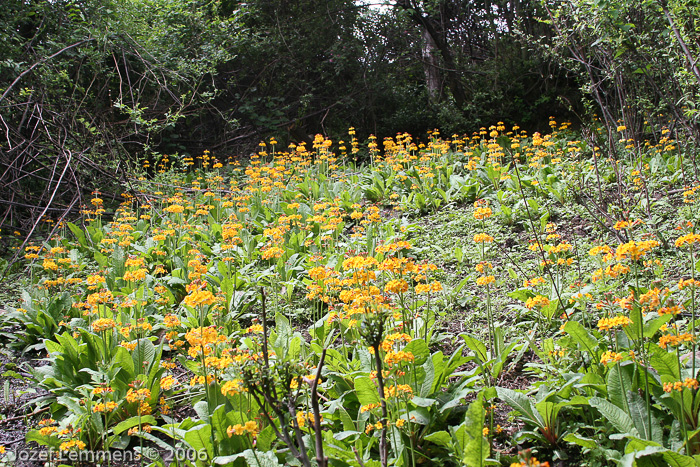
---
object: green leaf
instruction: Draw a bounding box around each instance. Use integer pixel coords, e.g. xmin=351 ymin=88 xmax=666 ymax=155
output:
xmin=460 ymin=394 xmax=489 ymax=467
xmin=644 ymin=314 xmax=672 ymax=338
xmin=412 ymin=397 xmax=436 ymax=407
xmin=424 ymin=430 xmax=452 ymax=447
xmin=563 ymin=433 xmax=598 ymax=449
xmin=650 ymin=346 xmax=681 ymax=381
xmin=67 ymin=222 xmax=87 ymax=248
xmin=589 ymin=397 xmax=637 ymax=435
xmin=354 ymin=376 xmax=380 ymax=407
xmin=497 ymin=387 xmax=544 ymax=428
xmin=214 ymin=449 xmax=283 ymax=466
xmin=607 ymin=363 xmax=633 ymax=410
xmin=624 ymin=308 xmax=643 ymax=341
xmin=112 ymin=415 xmax=157 ymax=435
xmin=462 ymin=334 xmax=488 ymax=362
xmin=420 ymin=355 xmax=435 ymax=397
xmin=403 ymin=338 xmax=429 ymax=365
xmin=507 ymin=289 xmax=536 ymax=302
xmin=256 ymin=425 xmax=275 ymax=451
xmin=562 ymin=320 xmax=599 ymax=357
xmin=540 ymin=298 xmax=560 ymax=319
xmin=628 ymin=391 xmax=662 ymax=444
xmin=184 ymin=424 xmax=213 ymax=463
xmin=132 ymin=338 xmax=156 ymax=376
xmin=194 ymin=401 xmax=210 ymax=424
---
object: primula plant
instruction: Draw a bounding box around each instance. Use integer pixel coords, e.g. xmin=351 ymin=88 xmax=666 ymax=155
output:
xmin=4 ymin=120 xmax=700 ymax=466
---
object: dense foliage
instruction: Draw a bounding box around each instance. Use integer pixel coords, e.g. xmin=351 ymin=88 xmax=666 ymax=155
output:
xmin=3 ymin=0 xmax=700 ymax=465
xmin=1 ymin=119 xmax=699 ymax=465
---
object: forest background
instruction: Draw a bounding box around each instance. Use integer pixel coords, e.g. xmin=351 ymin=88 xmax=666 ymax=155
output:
xmin=2 ymin=0 xmax=700 ymax=253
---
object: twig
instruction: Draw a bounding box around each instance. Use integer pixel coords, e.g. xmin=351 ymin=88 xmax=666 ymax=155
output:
xmin=0 ymin=40 xmax=93 ymax=104
xmin=0 ymin=406 xmax=50 ymax=424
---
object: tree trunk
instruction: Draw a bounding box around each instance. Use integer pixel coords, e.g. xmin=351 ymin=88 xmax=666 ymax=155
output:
xmin=422 ymin=26 xmax=440 ymax=101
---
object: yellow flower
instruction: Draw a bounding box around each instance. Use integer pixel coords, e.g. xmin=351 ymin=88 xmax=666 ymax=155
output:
xmin=261 ymin=246 xmax=284 ymax=260
xmin=473 ymin=207 xmax=493 ymax=220
xmin=221 ymin=379 xmax=245 ymax=396
xmin=525 ymin=295 xmax=550 ymax=309
xmin=676 ymin=233 xmax=700 ymax=248
xmin=182 ymin=289 xmax=217 ymax=308
xmin=39 ymin=426 xmax=58 ymax=436
xmin=126 ymin=388 xmax=151 ymax=403
xmin=163 ymin=314 xmax=181 ymax=328
xmin=597 ymin=315 xmax=632 ymax=331
xmin=164 ymin=204 xmax=184 ymax=214
xmin=384 ymin=351 xmax=415 ymax=366
xmin=385 ymin=279 xmax=409 ymax=294
xmin=59 ymin=440 xmax=86 ymax=451
xmin=92 ymin=318 xmax=117 ymax=333
xmin=120 ymin=341 xmax=137 ymax=351
xmin=600 ymin=351 xmax=623 ymax=365
xmin=160 ymin=375 xmax=178 ymax=390
xmin=615 ymin=240 xmax=659 ymax=261
xmin=473 ymin=233 xmax=494 ymax=243
xmin=476 ymin=275 xmax=495 ymax=286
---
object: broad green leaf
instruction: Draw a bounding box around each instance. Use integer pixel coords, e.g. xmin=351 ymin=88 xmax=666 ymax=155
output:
xmin=424 ymin=430 xmax=451 ymax=447
xmin=420 ymin=355 xmax=435 ymax=397
xmin=650 ymin=347 xmax=681 ymax=381
xmin=354 ymin=376 xmax=380 ymax=406
xmin=461 ymin=394 xmax=489 ymax=467
xmin=563 ymin=320 xmax=599 ymax=357
xmin=628 ymin=391 xmax=663 ymax=444
xmin=497 ymin=387 xmax=543 ymax=427
xmin=607 ymin=363 xmax=633 ymax=411
xmin=112 ymin=415 xmax=157 ymax=435
xmin=462 ymin=334 xmax=488 ymax=362
xmin=184 ymin=424 xmax=213 ymax=464
xmin=256 ymin=425 xmax=275 ymax=451
xmin=563 ymin=433 xmax=598 ymax=449
xmin=403 ymin=338 xmax=429 ymax=365
xmin=589 ymin=397 xmax=636 ymax=435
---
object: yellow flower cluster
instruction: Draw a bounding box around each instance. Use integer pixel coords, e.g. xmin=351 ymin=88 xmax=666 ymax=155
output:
xmin=227 ymin=421 xmax=259 ymax=437
xmin=295 ymin=411 xmax=322 ymax=428
xmin=182 ymin=289 xmax=217 ymax=307
xmin=525 ymin=295 xmax=550 ymax=309
xmin=473 ymin=207 xmax=493 ymax=220
xmin=385 ymin=279 xmax=409 ymax=294
xmin=476 ymin=275 xmax=495 ymax=286
xmin=59 ymin=439 xmax=86 ymax=451
xmin=615 ymin=240 xmax=659 ymax=261
xmin=600 ymin=351 xmax=623 ymax=365
xmin=474 ymin=233 xmax=494 ymax=243
xmin=384 ymin=384 xmax=413 ymax=398
xmin=663 ymin=378 xmax=699 ymax=392
xmin=597 ymin=316 xmax=632 ymax=331
xmin=92 ymin=318 xmax=117 ymax=332
xmin=675 ymin=233 xmax=700 ymax=248
xmin=185 ymin=326 xmax=226 ymax=357
xmin=221 ymin=379 xmax=245 ymax=396
xmin=678 ymin=278 xmax=700 ymax=289
xmin=92 ymin=401 xmax=119 ymax=413
xmin=414 ymin=281 xmax=442 ymax=294
xmin=126 ymin=388 xmax=151 ymax=403
xmin=510 ymin=458 xmax=550 ymax=467
xmin=163 ymin=314 xmax=181 ymax=328
xmin=384 ymin=350 xmax=415 ymax=366
xmin=659 ymin=333 xmax=695 ymax=349
xmin=375 ymin=241 xmax=411 ymax=253
xmin=381 ymin=332 xmax=412 ymax=351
